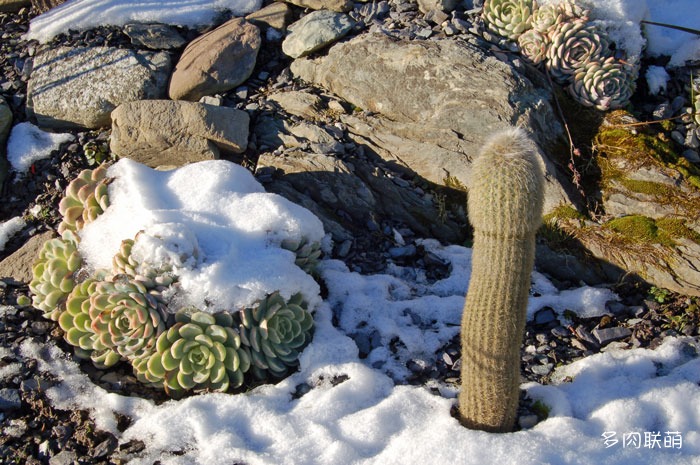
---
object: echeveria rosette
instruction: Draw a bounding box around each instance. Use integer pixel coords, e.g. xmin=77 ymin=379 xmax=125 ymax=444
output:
xmin=59 ymin=278 xmax=122 ymax=368
xmin=239 ymin=292 xmax=314 ymax=380
xmin=545 ymin=19 xmax=611 ymax=84
xmin=89 ymin=278 xmax=166 ymax=361
xmin=281 ymin=237 xmax=323 ymax=275
xmin=58 ymin=165 xmax=110 ymax=238
xmin=29 ymin=231 xmax=82 ymax=321
xmin=138 ymin=311 xmax=251 ymax=397
xmin=530 ymin=0 xmax=589 ymax=33
xmin=517 ymin=29 xmax=549 ymax=65
xmin=111 ymin=237 xmax=177 ymax=293
xmin=568 ymin=57 xmax=637 ymax=111
xmin=482 ymin=0 xmax=536 ymax=41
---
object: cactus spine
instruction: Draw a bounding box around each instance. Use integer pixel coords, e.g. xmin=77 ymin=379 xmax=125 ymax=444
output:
xmin=458 ymin=128 xmax=545 ymax=432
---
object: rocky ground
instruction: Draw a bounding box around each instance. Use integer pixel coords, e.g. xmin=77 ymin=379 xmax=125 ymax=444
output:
xmin=1 ymin=2 xmax=700 ymax=464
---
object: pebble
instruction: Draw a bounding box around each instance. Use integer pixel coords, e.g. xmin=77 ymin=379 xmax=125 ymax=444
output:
xmin=533 ymin=307 xmax=557 ymax=326
xmin=530 ymin=363 xmax=553 ymax=376
xmin=0 ymin=388 xmax=22 ymax=411
xmin=592 ymin=326 xmax=632 ymax=346
xmin=49 ymin=450 xmax=78 ymax=465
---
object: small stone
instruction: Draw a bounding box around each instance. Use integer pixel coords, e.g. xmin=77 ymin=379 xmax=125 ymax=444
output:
xmin=92 ymin=434 xmax=118 ymax=458
xmin=407 ymin=358 xmax=429 ymax=374
xmin=49 ymin=450 xmax=78 ymax=465
xmin=551 ymin=326 xmax=571 ymax=338
xmin=533 ymin=307 xmax=557 ymax=326
xmin=123 ymin=23 xmax=187 ymax=50
xmin=605 ymin=300 xmax=628 ymax=316
xmin=530 ymin=363 xmax=553 ymax=376
xmin=389 ymin=244 xmax=416 ymax=258
xmin=0 ymin=388 xmax=21 ymax=411
xmin=337 ymin=239 xmax=353 ymax=257
xmin=518 ymin=414 xmax=539 ymax=429
xmin=592 ymin=326 xmax=632 ymax=346
xmin=282 ymin=10 xmax=355 ymax=58
xmin=575 ymin=326 xmax=600 ymax=349
xmin=682 ymin=149 xmax=700 ymax=163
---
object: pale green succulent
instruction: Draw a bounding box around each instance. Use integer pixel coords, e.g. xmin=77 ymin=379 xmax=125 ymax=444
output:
xmin=281 ymin=237 xmax=322 ymax=274
xmin=58 ymin=165 xmax=110 ymax=238
xmin=482 ymin=0 xmax=536 ymax=41
xmin=89 ymin=278 xmax=166 ymax=361
xmin=137 ymin=310 xmax=251 ymax=397
xmin=59 ymin=278 xmax=122 ymax=368
xmin=530 ymin=0 xmax=588 ymax=33
xmin=545 ymin=19 xmax=611 ymax=84
xmin=29 ymin=231 xmax=82 ymax=321
xmin=239 ymin=292 xmax=314 ymax=380
xmin=517 ymin=29 xmax=549 ymax=65
xmin=568 ymin=57 xmax=636 ymax=111
xmin=111 ymin=237 xmax=177 ymax=292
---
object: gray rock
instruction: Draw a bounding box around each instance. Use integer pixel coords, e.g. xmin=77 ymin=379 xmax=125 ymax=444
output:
xmin=27 ymin=46 xmax=171 ymax=129
xmin=124 ymin=23 xmax=188 ymax=50
xmin=49 ymin=450 xmax=78 ymax=465
xmin=169 ymin=18 xmax=260 ymax=101
xmin=246 ymin=2 xmax=293 ymax=31
xmin=292 ymin=34 xmax=573 ymax=215
xmin=256 ymin=149 xmax=464 ymax=243
xmin=0 ymin=231 xmax=55 ymax=284
xmin=0 ymin=0 xmax=30 ymax=13
xmin=267 ymin=91 xmax=326 ymax=120
xmin=280 ymin=0 xmax=353 ymax=12
xmin=533 ymin=307 xmax=557 ymax=326
xmin=530 ymin=363 xmax=553 ymax=376
xmin=282 ymin=10 xmax=355 ymax=59
xmin=0 ymin=96 xmax=11 ymax=192
xmin=417 ymin=0 xmax=458 ymax=14
xmin=0 ymin=388 xmax=21 ymax=411
xmin=592 ymin=327 xmax=632 ymax=347
xmin=110 ymin=100 xmax=249 ymax=167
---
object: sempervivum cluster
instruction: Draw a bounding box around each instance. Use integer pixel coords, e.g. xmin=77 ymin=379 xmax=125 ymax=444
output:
xmin=481 ymin=0 xmax=638 ymax=110
xmin=568 ymin=57 xmax=637 ymax=111
xmin=29 ymin=231 xmax=82 ymax=321
xmin=239 ymin=292 xmax=314 ymax=379
xmin=112 ymin=237 xmax=177 ymax=293
xmin=545 ymin=19 xmax=610 ymax=84
xmin=481 ymin=0 xmax=535 ymax=41
xmin=57 ymin=165 xmax=110 ymax=238
xmin=133 ymin=310 xmax=251 ymax=397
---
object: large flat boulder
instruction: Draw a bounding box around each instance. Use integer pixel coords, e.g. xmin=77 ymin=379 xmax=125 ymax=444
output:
xmin=110 ymin=100 xmax=249 ymax=168
xmin=291 ymin=33 xmax=574 ymax=214
xmin=27 ymin=46 xmax=171 ymax=129
xmin=168 ymin=18 xmax=260 ymax=101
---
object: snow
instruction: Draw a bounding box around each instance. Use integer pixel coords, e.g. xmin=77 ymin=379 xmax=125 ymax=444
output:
xmin=24 ymin=0 xmax=262 ymax=43
xmin=646 ymin=65 xmax=671 ymax=95
xmin=0 ymin=216 xmax=25 ymax=252
xmin=79 ymin=158 xmax=325 ymax=313
xmin=6 ymin=122 xmax=74 ymax=173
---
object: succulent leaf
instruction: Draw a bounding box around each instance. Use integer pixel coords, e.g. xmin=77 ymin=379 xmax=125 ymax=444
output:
xmin=58 ymin=165 xmax=110 ymax=237
xmin=481 ymin=0 xmax=536 ymax=41
xmin=30 ymin=236 xmax=82 ymax=320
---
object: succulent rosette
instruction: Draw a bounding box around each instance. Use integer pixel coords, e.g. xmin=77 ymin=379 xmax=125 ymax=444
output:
xmin=111 ymin=237 xmax=177 ymax=293
xmin=29 ymin=231 xmax=82 ymax=320
xmin=59 ymin=278 xmax=123 ymax=368
xmin=482 ymin=0 xmax=536 ymax=41
xmin=281 ymin=237 xmax=323 ymax=275
xmin=568 ymin=57 xmax=636 ymax=111
xmin=239 ymin=292 xmax=314 ymax=379
xmin=531 ymin=0 xmax=589 ymax=33
xmin=137 ymin=311 xmax=251 ymax=396
xmin=545 ymin=19 xmax=611 ymax=84
xmin=517 ymin=29 xmax=550 ymax=65
xmin=58 ymin=165 xmax=110 ymax=237
xmin=89 ymin=278 xmax=166 ymax=361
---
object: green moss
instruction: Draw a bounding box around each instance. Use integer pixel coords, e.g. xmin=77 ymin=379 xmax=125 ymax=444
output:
xmin=543 ymin=205 xmax=586 ymax=223
xmin=617 ymin=179 xmax=676 ymax=198
xmin=656 ymin=218 xmax=700 ymax=245
xmin=603 ymin=215 xmax=676 ymax=247
xmin=443 ymin=175 xmax=467 ymax=192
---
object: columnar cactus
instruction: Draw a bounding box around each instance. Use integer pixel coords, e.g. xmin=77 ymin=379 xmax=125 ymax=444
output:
xmin=459 ymin=128 xmax=545 ymax=432
xmin=239 ymin=292 xmax=314 ymax=379
xmin=57 ymin=165 xmax=110 ymax=237
xmin=481 ymin=0 xmax=536 ymax=41
xmin=137 ymin=310 xmax=251 ymax=396
xmin=568 ymin=57 xmax=637 ymax=111
xmin=29 ymin=231 xmax=82 ymax=320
